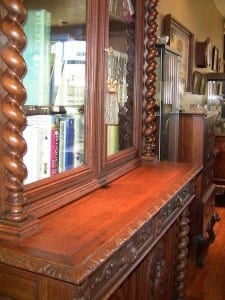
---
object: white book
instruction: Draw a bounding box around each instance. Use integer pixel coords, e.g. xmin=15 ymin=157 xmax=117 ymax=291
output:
xmin=23 ymin=125 xmax=40 ymax=184
xmin=26 ymin=114 xmax=57 ymax=179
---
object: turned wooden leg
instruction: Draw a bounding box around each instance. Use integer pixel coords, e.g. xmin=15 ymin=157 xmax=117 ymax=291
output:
xmin=207 ymin=211 xmax=220 ymax=242
xmin=195 ymin=235 xmax=207 ymax=268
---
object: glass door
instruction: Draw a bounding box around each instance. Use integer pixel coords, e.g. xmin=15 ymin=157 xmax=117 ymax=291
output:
xmin=22 ymin=0 xmax=87 ymax=184
xmin=105 ymin=0 xmax=136 ymax=157
xmin=156 ymin=44 xmax=181 ymax=162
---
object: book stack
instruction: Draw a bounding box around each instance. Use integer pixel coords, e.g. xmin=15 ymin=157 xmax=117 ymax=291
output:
xmin=23 ymin=9 xmax=51 ymax=106
xmin=23 ymin=114 xmax=58 ymax=184
xmin=23 ymin=110 xmax=84 ymax=184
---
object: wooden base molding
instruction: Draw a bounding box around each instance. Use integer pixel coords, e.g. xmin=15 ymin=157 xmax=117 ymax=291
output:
xmin=0 ymin=217 xmax=41 ymax=241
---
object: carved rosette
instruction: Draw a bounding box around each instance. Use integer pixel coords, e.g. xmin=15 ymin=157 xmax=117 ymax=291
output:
xmin=174 ymin=207 xmax=190 ymax=300
xmin=142 ymin=0 xmax=158 ymax=161
xmin=0 ymin=0 xmax=40 ymax=238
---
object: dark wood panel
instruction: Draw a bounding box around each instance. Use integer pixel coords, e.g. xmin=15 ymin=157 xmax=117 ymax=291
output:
xmin=214 ymin=134 xmax=225 ymax=184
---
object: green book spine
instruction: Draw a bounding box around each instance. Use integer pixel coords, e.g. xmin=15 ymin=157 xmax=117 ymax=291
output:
xmin=23 ymin=9 xmax=51 ymax=106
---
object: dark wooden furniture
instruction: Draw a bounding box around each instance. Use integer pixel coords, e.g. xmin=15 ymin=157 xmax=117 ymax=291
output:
xmin=0 ymin=162 xmax=200 ymax=300
xmin=0 ymin=0 xmax=199 ymax=299
xmin=214 ymin=131 xmax=225 ymax=186
xmin=178 ymin=112 xmax=219 ymax=267
xmin=214 ymin=130 xmax=225 ymax=206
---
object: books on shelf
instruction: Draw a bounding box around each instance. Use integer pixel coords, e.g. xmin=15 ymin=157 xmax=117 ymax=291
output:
xmin=23 ymin=114 xmax=58 ymax=184
xmin=23 ymin=9 xmax=51 ymax=106
xmin=23 ymin=108 xmax=84 ymax=184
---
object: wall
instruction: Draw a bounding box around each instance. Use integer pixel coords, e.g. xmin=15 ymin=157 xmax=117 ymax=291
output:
xmin=157 ymin=0 xmax=224 ymax=110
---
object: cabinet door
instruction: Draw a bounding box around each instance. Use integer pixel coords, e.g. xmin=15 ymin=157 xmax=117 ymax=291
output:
xmin=0 ymin=0 xmax=99 ymax=218
xmin=22 ymin=1 xmax=88 ymax=184
xmin=98 ymin=0 xmax=144 ymax=175
xmin=109 ymin=222 xmax=177 ymax=300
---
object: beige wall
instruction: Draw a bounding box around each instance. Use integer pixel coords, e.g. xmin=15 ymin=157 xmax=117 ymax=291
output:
xmin=157 ymin=0 xmax=224 ymax=109
xmin=158 ymin=0 xmax=224 ymax=58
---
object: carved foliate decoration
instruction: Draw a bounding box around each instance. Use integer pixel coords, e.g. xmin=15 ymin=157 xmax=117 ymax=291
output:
xmin=149 ymin=239 xmax=167 ymax=298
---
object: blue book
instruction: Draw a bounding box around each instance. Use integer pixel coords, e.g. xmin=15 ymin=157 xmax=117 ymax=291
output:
xmin=58 ymin=116 xmax=74 ymax=172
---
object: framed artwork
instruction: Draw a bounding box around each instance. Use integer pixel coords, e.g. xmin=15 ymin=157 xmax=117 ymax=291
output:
xmin=163 ymin=14 xmax=194 ymax=92
xmin=212 ymin=46 xmax=218 ymax=71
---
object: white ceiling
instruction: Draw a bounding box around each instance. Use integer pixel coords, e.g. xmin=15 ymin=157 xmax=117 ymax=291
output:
xmin=213 ymin=0 xmax=225 ymax=18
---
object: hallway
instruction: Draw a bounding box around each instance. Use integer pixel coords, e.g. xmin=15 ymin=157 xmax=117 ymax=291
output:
xmin=185 ymin=206 xmax=225 ymax=300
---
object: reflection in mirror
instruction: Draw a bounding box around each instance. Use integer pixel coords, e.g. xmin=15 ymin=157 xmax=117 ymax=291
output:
xmin=106 ymin=1 xmax=135 ymax=156
xmin=22 ymin=0 xmax=86 ymax=184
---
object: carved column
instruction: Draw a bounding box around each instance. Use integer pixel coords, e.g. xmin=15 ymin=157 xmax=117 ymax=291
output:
xmin=174 ymin=207 xmax=190 ymax=300
xmin=0 ymin=0 xmax=40 ymax=239
xmin=142 ymin=0 xmax=158 ymax=163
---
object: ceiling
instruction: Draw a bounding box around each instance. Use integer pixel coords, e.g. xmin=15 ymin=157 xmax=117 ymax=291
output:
xmin=213 ymin=0 xmax=225 ymax=18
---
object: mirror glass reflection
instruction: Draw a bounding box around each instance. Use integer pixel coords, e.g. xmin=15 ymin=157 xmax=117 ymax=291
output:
xmin=106 ymin=1 xmax=135 ymax=156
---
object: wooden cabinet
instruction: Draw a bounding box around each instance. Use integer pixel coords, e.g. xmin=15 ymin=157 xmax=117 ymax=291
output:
xmin=178 ymin=112 xmax=219 ymax=266
xmin=0 ymin=163 xmax=200 ymax=300
xmin=0 ymin=0 xmax=198 ymax=299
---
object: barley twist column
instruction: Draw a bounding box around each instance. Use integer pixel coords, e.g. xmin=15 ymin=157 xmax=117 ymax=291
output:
xmin=0 ymin=0 xmax=40 ymax=239
xmin=142 ymin=0 xmax=158 ymax=163
xmin=174 ymin=207 xmax=190 ymax=300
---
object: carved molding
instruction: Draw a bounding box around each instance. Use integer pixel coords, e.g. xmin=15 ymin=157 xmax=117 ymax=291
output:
xmin=142 ymin=0 xmax=159 ymax=162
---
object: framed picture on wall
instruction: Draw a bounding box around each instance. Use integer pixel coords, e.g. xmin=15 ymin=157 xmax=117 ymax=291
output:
xmin=163 ymin=14 xmax=194 ymax=92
